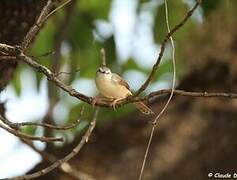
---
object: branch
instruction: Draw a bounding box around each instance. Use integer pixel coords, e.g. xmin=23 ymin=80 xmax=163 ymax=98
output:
xmin=131 ymin=0 xmax=202 ymax=98
xmin=100 ymin=48 xmax=107 ymax=66
xmin=1 ymin=107 xmax=84 ymax=131
xmin=141 ymin=89 xmax=237 ymax=102
xmin=1 ymin=44 xmax=237 ymax=107
xmin=21 ymin=0 xmax=54 ymax=50
xmin=21 ymin=0 xmax=72 ymax=50
xmin=2 ymin=109 xmax=99 ymax=180
xmin=1 ymin=108 xmax=93 ymax=179
xmin=18 ymin=133 xmax=95 ymax=180
xmin=0 ymin=117 xmax=63 ymax=143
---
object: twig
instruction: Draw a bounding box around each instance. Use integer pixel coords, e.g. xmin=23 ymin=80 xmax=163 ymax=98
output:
xmin=2 ymin=109 xmax=99 ymax=180
xmin=0 ymin=117 xmax=63 ymax=143
xmin=139 ymin=0 xmax=176 ymax=179
xmin=131 ymin=0 xmax=202 ymax=98
xmin=1 ymin=107 xmax=84 ymax=130
xmin=21 ymin=0 xmax=72 ymax=50
xmin=21 ymin=0 xmax=54 ymax=50
xmin=42 ymin=0 xmax=72 ymax=26
xmin=19 ymin=134 xmax=95 ymax=180
xmin=145 ymin=89 xmax=237 ymax=101
xmin=101 ymin=48 xmax=106 ymax=66
xmin=55 ymin=68 xmax=80 ymax=77
xmin=29 ymin=51 xmax=55 ymax=58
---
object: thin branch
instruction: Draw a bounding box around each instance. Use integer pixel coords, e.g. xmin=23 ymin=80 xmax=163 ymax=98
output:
xmin=101 ymin=48 xmax=106 ymax=66
xmin=55 ymin=68 xmax=80 ymax=77
xmin=2 ymin=109 xmax=99 ymax=180
xmin=140 ymin=89 xmax=237 ymax=102
xmin=19 ymin=133 xmax=95 ymax=180
xmin=42 ymin=0 xmax=72 ymax=26
xmin=139 ymin=0 xmax=176 ymax=178
xmin=2 ymin=107 xmax=84 ymax=130
xmin=4 ymin=109 xmax=94 ymax=180
xmin=131 ymin=0 xmax=202 ymax=98
xmin=21 ymin=0 xmax=72 ymax=50
xmin=0 ymin=117 xmax=63 ymax=143
xmin=21 ymin=0 xmax=54 ymax=50
xmin=29 ymin=51 xmax=55 ymax=58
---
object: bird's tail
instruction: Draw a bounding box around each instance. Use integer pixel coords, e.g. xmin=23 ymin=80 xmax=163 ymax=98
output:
xmin=133 ymin=102 xmax=154 ymax=115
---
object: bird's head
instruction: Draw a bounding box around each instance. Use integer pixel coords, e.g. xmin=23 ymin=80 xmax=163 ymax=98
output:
xmin=97 ymin=66 xmax=111 ymax=75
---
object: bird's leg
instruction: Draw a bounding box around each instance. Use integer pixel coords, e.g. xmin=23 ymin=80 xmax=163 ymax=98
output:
xmin=92 ymin=95 xmax=105 ymax=108
xmin=92 ymin=96 xmax=100 ymax=108
xmin=92 ymin=95 xmax=111 ymax=108
xmin=110 ymin=98 xmax=124 ymax=110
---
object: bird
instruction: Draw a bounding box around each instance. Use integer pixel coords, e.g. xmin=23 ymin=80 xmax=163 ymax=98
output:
xmin=94 ymin=66 xmax=154 ymax=115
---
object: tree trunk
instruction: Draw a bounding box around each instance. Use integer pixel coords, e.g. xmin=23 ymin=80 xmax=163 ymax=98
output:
xmin=0 ymin=0 xmax=47 ymax=91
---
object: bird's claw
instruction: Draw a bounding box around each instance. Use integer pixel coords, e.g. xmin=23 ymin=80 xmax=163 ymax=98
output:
xmin=92 ymin=97 xmax=100 ymax=108
xmin=110 ymin=99 xmax=121 ymax=111
xmin=110 ymin=101 xmax=117 ymax=111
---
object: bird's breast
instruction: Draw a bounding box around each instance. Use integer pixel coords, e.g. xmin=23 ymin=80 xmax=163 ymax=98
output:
xmin=95 ymin=75 xmax=131 ymax=99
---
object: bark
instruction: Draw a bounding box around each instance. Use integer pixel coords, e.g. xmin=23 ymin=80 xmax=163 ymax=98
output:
xmin=0 ymin=0 xmax=47 ymax=91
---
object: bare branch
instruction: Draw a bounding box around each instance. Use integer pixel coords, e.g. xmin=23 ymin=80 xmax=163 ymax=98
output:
xmin=3 ymin=109 xmax=99 ymax=180
xmin=1 ymin=107 xmax=84 ymax=131
xmin=131 ymin=0 xmax=202 ymax=98
xmin=139 ymin=89 xmax=237 ymax=102
xmin=21 ymin=0 xmax=72 ymax=50
xmin=0 ymin=117 xmax=63 ymax=143
xmin=21 ymin=0 xmax=54 ymax=50
xmin=101 ymin=48 xmax=106 ymax=66
xmin=55 ymin=68 xmax=80 ymax=77
xmin=29 ymin=51 xmax=55 ymax=58
xmin=19 ymin=132 xmax=95 ymax=180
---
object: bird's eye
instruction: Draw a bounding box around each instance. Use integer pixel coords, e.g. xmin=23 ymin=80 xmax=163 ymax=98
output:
xmin=98 ymin=68 xmax=103 ymax=72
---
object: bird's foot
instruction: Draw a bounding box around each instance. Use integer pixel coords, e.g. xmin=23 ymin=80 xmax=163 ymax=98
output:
xmin=110 ymin=98 xmax=123 ymax=110
xmin=92 ymin=97 xmax=101 ymax=108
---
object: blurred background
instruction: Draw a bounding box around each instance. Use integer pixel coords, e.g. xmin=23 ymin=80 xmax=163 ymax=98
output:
xmin=0 ymin=0 xmax=237 ymax=179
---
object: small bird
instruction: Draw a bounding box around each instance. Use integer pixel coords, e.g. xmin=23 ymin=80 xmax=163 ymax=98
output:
xmin=94 ymin=66 xmax=154 ymax=115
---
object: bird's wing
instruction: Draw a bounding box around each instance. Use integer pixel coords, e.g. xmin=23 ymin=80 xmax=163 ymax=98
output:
xmin=112 ymin=73 xmax=130 ymax=90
